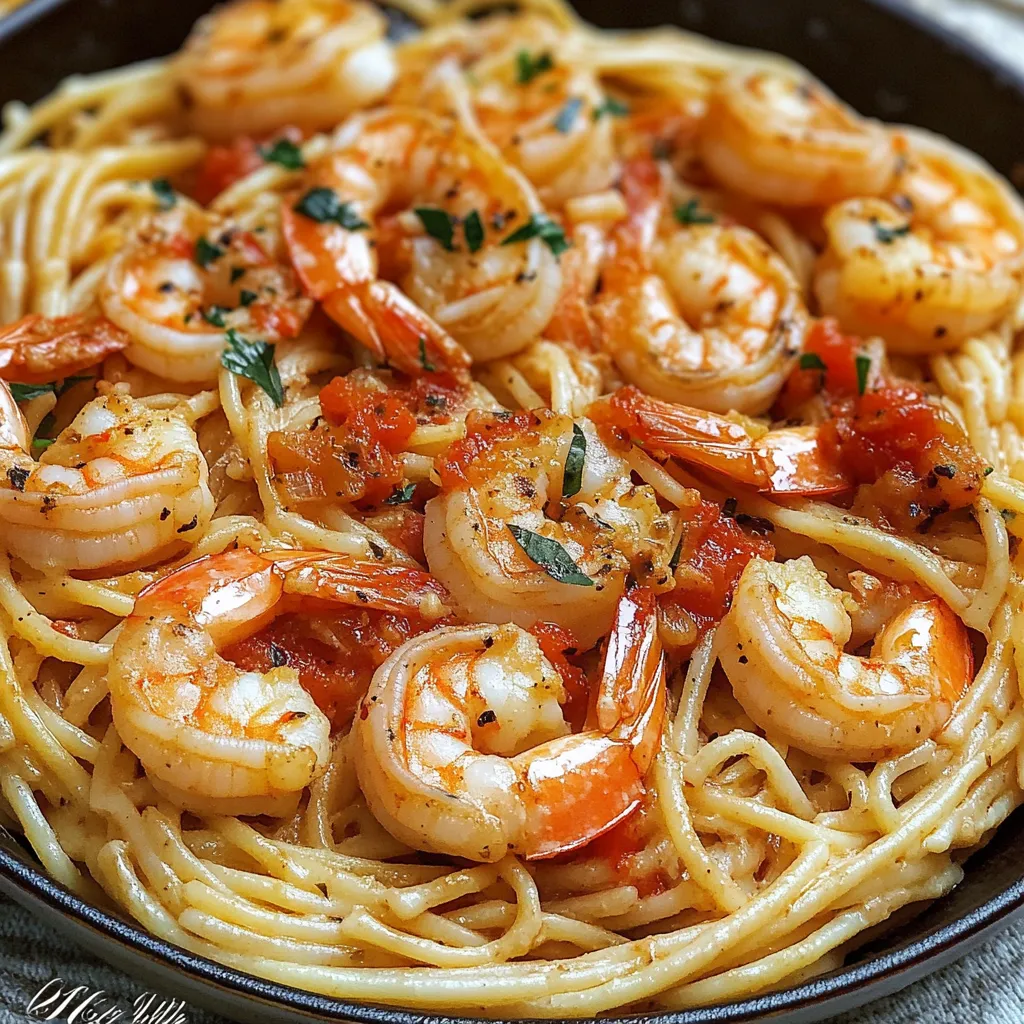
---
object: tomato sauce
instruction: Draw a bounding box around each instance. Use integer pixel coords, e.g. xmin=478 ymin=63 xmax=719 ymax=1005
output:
xmin=529 ymin=621 xmax=589 ymax=731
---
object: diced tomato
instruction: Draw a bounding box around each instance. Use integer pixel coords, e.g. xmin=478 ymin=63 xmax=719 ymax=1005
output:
xmin=437 ymin=410 xmax=536 ymax=489
xmin=582 ymin=803 xmax=670 ymax=897
xmin=222 ymin=609 xmax=423 ymax=729
xmin=191 ymin=126 xmax=303 ymax=207
xmin=663 ymin=498 xmax=775 ymax=636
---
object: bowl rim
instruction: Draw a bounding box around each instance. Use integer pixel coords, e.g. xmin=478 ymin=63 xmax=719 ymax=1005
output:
xmin=0 ymin=0 xmax=1023 ymax=1021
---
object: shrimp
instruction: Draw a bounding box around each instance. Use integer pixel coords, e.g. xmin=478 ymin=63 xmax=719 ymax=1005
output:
xmin=815 ymin=130 xmax=1024 ymax=353
xmin=591 ymin=386 xmax=850 ymax=497
xmin=718 ymin=556 xmax=973 ymax=761
xmin=698 ymin=69 xmax=897 ymax=206
xmin=459 ymin=25 xmax=618 ymax=207
xmin=595 ymin=160 xmax=806 ymax=415
xmin=0 ymin=314 xmax=130 ymax=384
xmin=281 ymin=108 xmax=562 ymax=367
xmin=0 ymin=386 xmax=213 ymax=572
xmin=108 ymin=547 xmax=450 ymax=816
xmin=354 ymin=585 xmax=666 ymax=862
xmin=423 ymin=409 xmax=675 ymax=651
xmin=175 ymin=0 xmax=396 ymax=141
xmin=101 ymin=203 xmax=311 ymax=383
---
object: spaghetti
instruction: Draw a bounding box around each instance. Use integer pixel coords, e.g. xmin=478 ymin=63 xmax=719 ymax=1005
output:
xmin=0 ymin=0 xmax=1020 ymax=1015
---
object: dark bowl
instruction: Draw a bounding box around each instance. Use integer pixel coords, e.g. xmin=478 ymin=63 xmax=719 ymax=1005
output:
xmin=1 ymin=0 xmax=1023 ymax=1021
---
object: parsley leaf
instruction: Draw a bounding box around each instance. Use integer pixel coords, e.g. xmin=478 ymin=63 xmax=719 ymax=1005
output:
xmin=195 ymin=237 xmax=224 ymax=268
xmin=508 ymin=524 xmax=592 ymax=586
xmin=553 ymin=96 xmax=583 ymax=133
xmin=501 ymin=213 xmax=570 ymax=257
xmin=562 ymin=423 xmax=586 ymax=498
xmin=151 ymin=178 xmax=177 ymax=210
xmin=592 ymin=96 xmax=629 ymax=120
xmin=238 ymin=289 xmax=258 ymax=307
xmin=31 ymin=437 xmax=56 ymax=449
xmin=669 ymin=539 xmax=683 ymax=573
xmin=674 ymin=198 xmax=715 ymax=225
xmin=9 ymin=382 xmax=56 ymax=402
xmin=414 ymin=207 xmax=456 ymax=252
xmin=259 ymin=138 xmax=305 ymax=170
xmin=229 ymin=266 xmax=246 ymax=284
xmin=872 ymin=220 xmax=911 ymax=244
xmin=855 ymin=354 xmax=872 ymax=396
xmin=221 ymin=329 xmax=284 ymax=407
xmin=463 ymin=209 xmax=484 ymax=253
xmin=384 ymin=482 xmax=417 ymax=505
xmin=799 ymin=353 xmax=827 ymax=371
xmin=293 ymin=188 xmax=368 ymax=230
xmin=516 ymin=50 xmax=554 ymax=85
xmin=201 ymin=306 xmax=230 ymax=328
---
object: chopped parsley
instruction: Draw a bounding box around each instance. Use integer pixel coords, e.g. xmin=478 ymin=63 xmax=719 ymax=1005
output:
xmin=872 ymin=220 xmax=911 ymax=245
xmin=414 ymin=207 xmax=456 ymax=252
xmin=592 ymin=96 xmax=629 ymax=120
xmin=674 ymin=198 xmax=715 ymax=225
xmin=259 ymin=138 xmax=305 ymax=170
xmin=9 ymin=382 xmax=56 ymax=402
xmin=798 ymin=353 xmax=827 ymax=371
xmin=238 ymin=289 xmax=258 ymax=307
xmin=151 ymin=178 xmax=177 ymax=210
xmin=463 ymin=209 xmax=484 ymax=253
xmin=516 ymin=50 xmax=554 ymax=85
xmin=562 ymin=423 xmax=587 ymax=498
xmin=507 ymin=524 xmax=593 ymax=587
xmin=501 ymin=213 xmax=570 ymax=257
xmin=229 ymin=266 xmax=246 ymax=284
xmin=553 ymin=96 xmax=583 ymax=133
xmin=201 ymin=306 xmax=230 ymax=328
xmin=194 ymin=237 xmax=224 ymax=268
xmin=221 ymin=329 xmax=284 ymax=407
xmin=384 ymin=482 xmax=417 ymax=505
xmin=293 ymin=188 xmax=368 ymax=230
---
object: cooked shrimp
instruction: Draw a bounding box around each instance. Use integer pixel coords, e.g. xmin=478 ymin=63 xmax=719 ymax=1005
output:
xmin=423 ymin=409 xmax=675 ymax=651
xmin=101 ymin=203 xmax=311 ymax=383
xmin=718 ymin=556 xmax=973 ymax=760
xmin=461 ymin=28 xmax=618 ymax=206
xmin=0 ymin=386 xmax=213 ymax=572
xmin=698 ymin=69 xmax=897 ymax=206
xmin=108 ymin=546 xmax=450 ymax=816
xmin=596 ymin=160 xmax=807 ymax=415
xmin=354 ymin=585 xmax=666 ymax=861
xmin=281 ymin=107 xmax=562 ymax=367
xmin=815 ymin=130 xmax=1024 ymax=353
xmin=175 ymin=0 xmax=396 ymax=140
xmin=592 ymin=386 xmax=850 ymax=497
xmin=0 ymin=314 xmax=129 ymax=384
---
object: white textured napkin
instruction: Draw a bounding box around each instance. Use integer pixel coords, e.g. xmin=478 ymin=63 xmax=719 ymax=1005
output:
xmin=3 ymin=0 xmax=1024 ymax=1020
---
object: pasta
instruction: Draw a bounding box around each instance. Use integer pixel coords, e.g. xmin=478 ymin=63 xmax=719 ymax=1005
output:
xmin=0 ymin=0 xmax=1021 ymax=1015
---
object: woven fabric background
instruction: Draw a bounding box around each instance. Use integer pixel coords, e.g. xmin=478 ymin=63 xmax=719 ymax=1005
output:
xmin=2 ymin=0 xmax=1024 ymax=1021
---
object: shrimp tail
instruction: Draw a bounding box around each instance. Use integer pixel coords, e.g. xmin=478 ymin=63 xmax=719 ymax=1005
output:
xmin=322 ymin=282 xmax=472 ymax=377
xmin=0 ymin=314 xmax=131 ymax=383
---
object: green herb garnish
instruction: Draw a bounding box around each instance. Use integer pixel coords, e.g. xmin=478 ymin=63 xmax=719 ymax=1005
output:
xmin=799 ymin=353 xmax=827 ymax=371
xmin=418 ymin=336 xmax=436 ymax=373
xmin=855 ymin=354 xmax=871 ymax=396
xmin=562 ymin=423 xmax=586 ymax=498
xmin=872 ymin=220 xmax=911 ymax=245
xmin=293 ymin=188 xmax=368 ymax=230
xmin=674 ymin=198 xmax=715 ymax=225
xmin=151 ymin=178 xmax=177 ymax=210
xmin=508 ymin=524 xmax=593 ymax=586
xmin=195 ymin=237 xmax=224 ymax=268
xmin=238 ymin=289 xmax=258 ymax=307
xmin=201 ymin=306 xmax=230 ymax=328
xmin=501 ymin=213 xmax=570 ymax=257
xmin=516 ymin=50 xmax=554 ymax=85
xmin=592 ymin=96 xmax=629 ymax=120
xmin=384 ymin=482 xmax=417 ymax=505
xmin=259 ymin=138 xmax=305 ymax=170
xmin=554 ymin=96 xmax=583 ymax=133
xmin=414 ymin=207 xmax=456 ymax=252
xmin=221 ymin=329 xmax=284 ymax=408
xmin=463 ymin=209 xmax=484 ymax=254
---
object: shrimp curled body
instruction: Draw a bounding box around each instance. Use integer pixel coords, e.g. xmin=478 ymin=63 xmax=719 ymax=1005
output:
xmin=109 ymin=547 xmax=450 ymax=816
xmin=354 ymin=586 xmax=666 ymax=862
xmin=718 ymin=556 xmax=973 ymax=761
